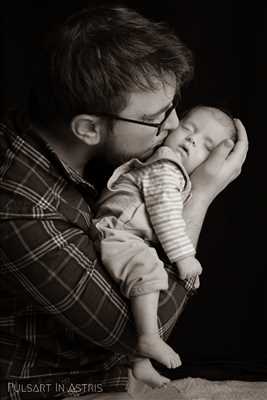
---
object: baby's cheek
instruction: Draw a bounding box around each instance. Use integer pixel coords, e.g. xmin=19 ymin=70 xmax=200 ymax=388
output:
xmin=199 ymin=149 xmax=209 ymax=163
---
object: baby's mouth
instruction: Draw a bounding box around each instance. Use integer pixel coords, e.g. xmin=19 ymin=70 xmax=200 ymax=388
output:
xmin=178 ymin=144 xmax=189 ymax=157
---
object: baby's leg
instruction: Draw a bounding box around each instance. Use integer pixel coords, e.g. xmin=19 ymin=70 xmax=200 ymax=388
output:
xmin=131 ymin=292 xmax=181 ymax=369
xmin=132 ymin=357 xmax=170 ymax=388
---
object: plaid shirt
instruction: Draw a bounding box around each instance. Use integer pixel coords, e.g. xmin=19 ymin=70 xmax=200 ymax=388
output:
xmin=0 ymin=112 xmax=194 ymax=399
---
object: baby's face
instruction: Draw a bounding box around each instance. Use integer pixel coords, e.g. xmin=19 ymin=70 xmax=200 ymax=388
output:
xmin=164 ymin=107 xmax=234 ymax=174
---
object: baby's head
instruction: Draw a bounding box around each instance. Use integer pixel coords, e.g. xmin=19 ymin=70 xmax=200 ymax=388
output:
xmin=164 ymin=105 xmax=236 ymax=174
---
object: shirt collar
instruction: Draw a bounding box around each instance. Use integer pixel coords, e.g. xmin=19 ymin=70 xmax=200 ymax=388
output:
xmin=8 ymin=109 xmax=98 ymax=197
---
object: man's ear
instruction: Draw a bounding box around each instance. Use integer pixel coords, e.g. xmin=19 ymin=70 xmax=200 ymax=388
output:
xmin=71 ymin=115 xmax=102 ymax=145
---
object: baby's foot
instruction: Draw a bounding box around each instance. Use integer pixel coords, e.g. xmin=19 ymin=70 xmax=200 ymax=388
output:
xmin=133 ymin=358 xmax=170 ymax=388
xmin=136 ymin=334 xmax=182 ymax=369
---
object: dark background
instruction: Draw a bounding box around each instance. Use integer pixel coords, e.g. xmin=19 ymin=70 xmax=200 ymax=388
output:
xmin=1 ymin=1 xmax=267 ymax=380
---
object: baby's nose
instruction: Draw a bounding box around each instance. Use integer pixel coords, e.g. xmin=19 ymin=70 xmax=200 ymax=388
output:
xmin=186 ymin=136 xmax=196 ymax=146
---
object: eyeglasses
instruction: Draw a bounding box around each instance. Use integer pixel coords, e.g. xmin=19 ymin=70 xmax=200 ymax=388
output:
xmin=94 ymin=96 xmax=179 ymax=136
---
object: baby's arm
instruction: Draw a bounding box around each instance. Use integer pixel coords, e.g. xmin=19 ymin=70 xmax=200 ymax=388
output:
xmin=142 ymin=161 xmax=201 ymax=281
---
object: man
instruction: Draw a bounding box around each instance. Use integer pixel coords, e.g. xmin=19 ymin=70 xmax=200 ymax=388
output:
xmin=0 ymin=5 xmax=248 ymax=400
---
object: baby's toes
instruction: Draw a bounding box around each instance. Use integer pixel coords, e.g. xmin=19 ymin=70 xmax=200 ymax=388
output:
xmin=176 ymin=354 xmax=182 ymax=366
xmin=160 ymin=377 xmax=170 ymax=387
xmin=170 ymin=359 xmax=177 ymax=369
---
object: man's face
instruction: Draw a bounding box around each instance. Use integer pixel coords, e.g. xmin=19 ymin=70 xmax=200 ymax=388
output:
xmin=164 ymin=107 xmax=233 ymax=174
xmin=101 ymin=80 xmax=179 ymax=165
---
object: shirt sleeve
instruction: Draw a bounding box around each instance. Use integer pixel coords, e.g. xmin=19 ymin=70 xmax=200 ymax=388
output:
xmin=0 ymin=215 xmax=187 ymax=353
xmin=141 ymin=160 xmax=196 ymax=262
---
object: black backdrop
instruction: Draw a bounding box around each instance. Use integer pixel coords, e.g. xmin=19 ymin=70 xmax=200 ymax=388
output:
xmin=1 ymin=0 xmax=267 ymax=380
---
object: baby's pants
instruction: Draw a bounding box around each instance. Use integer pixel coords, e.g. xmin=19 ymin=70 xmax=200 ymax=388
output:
xmin=98 ymin=226 xmax=168 ymax=298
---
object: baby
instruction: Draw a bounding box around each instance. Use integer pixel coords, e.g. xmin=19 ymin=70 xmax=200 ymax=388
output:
xmin=95 ymin=106 xmax=236 ymax=388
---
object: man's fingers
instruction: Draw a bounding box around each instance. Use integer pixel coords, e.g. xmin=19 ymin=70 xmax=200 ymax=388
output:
xmin=206 ymin=118 xmax=248 ymax=178
xmin=231 ymin=118 xmax=249 ymax=162
xmin=234 ymin=118 xmax=248 ymax=144
xmin=206 ymin=139 xmax=235 ymax=171
xmin=225 ymin=118 xmax=248 ymax=175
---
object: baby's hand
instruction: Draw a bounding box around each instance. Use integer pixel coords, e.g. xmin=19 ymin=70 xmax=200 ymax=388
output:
xmin=175 ymin=256 xmax=202 ymax=281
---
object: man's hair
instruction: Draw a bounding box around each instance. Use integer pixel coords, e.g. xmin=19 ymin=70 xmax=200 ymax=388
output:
xmin=29 ymin=5 xmax=194 ymax=128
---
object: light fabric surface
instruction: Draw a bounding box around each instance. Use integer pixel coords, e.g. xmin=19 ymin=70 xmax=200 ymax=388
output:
xmin=64 ymin=378 xmax=267 ymax=399
xmin=172 ymin=377 xmax=267 ymax=400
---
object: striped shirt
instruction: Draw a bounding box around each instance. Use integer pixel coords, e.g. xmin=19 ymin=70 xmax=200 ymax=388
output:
xmin=0 ymin=112 xmax=194 ymax=399
xmin=139 ymin=158 xmax=196 ymax=262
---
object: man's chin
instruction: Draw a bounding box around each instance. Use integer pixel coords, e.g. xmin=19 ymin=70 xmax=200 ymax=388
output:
xmin=140 ymin=146 xmax=161 ymax=161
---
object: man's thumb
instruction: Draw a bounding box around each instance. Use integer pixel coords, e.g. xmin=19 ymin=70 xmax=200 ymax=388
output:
xmin=224 ymin=139 xmax=235 ymax=149
xmin=209 ymin=139 xmax=234 ymax=165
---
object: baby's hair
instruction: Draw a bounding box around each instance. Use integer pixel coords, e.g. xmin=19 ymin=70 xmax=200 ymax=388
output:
xmin=181 ymin=104 xmax=237 ymax=141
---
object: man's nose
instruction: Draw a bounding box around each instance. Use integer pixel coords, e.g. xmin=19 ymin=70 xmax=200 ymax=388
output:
xmin=165 ymin=109 xmax=179 ymax=131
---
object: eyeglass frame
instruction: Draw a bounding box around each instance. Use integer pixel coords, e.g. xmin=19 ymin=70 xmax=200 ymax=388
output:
xmin=91 ymin=96 xmax=179 ymax=136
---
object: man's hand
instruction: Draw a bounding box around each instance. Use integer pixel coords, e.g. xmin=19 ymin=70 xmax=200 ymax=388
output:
xmin=190 ymin=118 xmax=248 ymax=205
